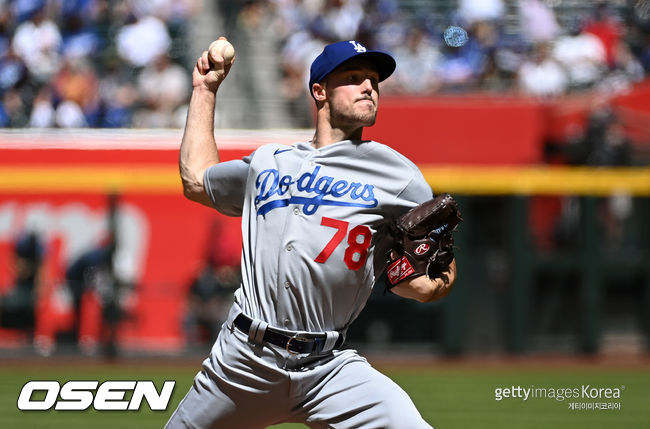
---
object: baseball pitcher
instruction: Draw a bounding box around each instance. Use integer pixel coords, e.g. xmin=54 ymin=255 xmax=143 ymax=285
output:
xmin=166 ymin=37 xmax=460 ymax=428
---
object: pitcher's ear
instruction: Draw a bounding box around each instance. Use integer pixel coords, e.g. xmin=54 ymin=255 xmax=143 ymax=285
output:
xmin=312 ymin=82 xmax=326 ymax=102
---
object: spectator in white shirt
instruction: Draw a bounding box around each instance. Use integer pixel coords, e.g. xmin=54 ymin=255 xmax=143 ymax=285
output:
xmin=518 ymin=42 xmax=568 ymax=98
xmin=116 ymin=15 xmax=171 ymax=68
xmin=12 ymin=7 xmax=62 ymax=82
xmin=553 ymin=18 xmax=607 ymax=90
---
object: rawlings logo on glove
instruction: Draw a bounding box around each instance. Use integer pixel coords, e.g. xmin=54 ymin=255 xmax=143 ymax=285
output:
xmin=386 ymin=193 xmax=462 ymax=287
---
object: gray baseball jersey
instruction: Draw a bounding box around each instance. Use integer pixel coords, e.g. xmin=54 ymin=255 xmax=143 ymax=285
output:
xmin=204 ymin=140 xmax=432 ymax=335
xmin=166 ymin=139 xmax=435 ymax=429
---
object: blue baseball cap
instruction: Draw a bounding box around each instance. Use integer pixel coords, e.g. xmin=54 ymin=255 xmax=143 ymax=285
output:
xmin=308 ymin=40 xmax=396 ymax=98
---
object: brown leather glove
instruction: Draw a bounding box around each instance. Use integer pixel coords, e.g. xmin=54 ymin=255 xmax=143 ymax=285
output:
xmin=386 ymin=193 xmax=462 ymax=287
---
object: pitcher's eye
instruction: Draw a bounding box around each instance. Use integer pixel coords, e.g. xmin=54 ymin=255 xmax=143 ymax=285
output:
xmin=347 ymin=73 xmax=362 ymax=83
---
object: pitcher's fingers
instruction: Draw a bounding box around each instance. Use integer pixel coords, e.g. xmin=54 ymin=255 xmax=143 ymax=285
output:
xmin=201 ymin=51 xmax=212 ymax=72
xmin=196 ymin=55 xmax=205 ymax=75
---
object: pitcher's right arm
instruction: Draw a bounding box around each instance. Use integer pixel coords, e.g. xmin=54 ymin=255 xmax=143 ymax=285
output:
xmin=180 ymin=37 xmax=235 ymax=207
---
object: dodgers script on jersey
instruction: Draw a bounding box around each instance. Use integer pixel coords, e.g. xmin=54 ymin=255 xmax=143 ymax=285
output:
xmin=204 ymin=140 xmax=432 ymax=335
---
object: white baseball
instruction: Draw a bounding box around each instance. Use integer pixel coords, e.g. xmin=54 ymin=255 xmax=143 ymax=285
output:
xmin=209 ymin=39 xmax=235 ymax=64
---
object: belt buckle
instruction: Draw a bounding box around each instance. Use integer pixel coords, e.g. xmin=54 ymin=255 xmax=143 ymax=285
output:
xmin=285 ymin=334 xmax=306 ymax=355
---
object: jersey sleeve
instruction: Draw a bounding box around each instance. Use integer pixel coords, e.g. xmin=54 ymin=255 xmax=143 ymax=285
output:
xmin=372 ymin=165 xmax=434 ymax=280
xmin=203 ymin=156 xmax=251 ymax=217
xmin=396 ymin=168 xmax=434 ymax=206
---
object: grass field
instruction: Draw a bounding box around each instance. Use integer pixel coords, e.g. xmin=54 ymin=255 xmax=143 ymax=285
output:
xmin=0 ymin=357 xmax=648 ymax=429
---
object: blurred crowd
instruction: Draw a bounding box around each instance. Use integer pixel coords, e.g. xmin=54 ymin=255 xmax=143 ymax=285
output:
xmin=270 ymin=0 xmax=650 ymax=100
xmin=0 ymin=0 xmax=199 ymax=128
xmin=1 ymin=0 xmax=650 ymax=129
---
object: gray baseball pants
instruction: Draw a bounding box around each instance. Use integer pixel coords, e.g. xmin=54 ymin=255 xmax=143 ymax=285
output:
xmin=165 ymin=308 xmax=433 ymax=429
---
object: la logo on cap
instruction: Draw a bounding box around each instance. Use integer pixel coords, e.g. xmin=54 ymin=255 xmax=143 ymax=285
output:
xmin=349 ymin=41 xmax=366 ymax=53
